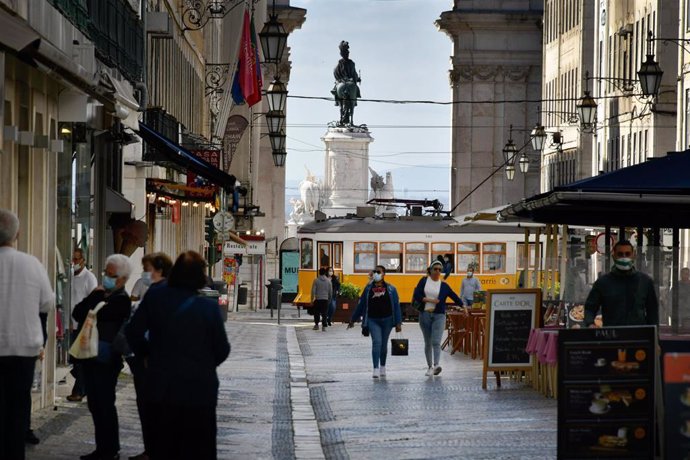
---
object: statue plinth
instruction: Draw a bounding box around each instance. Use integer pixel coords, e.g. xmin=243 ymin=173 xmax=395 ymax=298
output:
xmin=321 ymin=127 xmax=374 ymax=216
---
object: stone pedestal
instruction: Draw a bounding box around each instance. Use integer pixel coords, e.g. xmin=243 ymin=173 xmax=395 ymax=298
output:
xmin=321 ymin=127 xmax=374 ymax=216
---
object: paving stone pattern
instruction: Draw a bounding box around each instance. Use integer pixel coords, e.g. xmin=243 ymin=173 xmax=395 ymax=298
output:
xmin=27 ymin=308 xmax=557 ymax=459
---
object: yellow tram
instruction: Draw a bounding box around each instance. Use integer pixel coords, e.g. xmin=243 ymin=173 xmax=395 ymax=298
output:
xmin=293 ymin=214 xmax=545 ymax=308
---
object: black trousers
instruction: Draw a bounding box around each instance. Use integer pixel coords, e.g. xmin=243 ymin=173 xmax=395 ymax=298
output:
xmin=0 ymin=356 xmax=36 ymax=460
xmin=127 ymin=356 xmax=152 ymax=454
xmin=82 ymin=358 xmax=123 ymax=455
xmin=313 ymin=299 xmax=328 ymax=326
xmin=69 ymin=330 xmax=85 ymax=396
xmin=148 ymin=402 xmax=217 ymax=460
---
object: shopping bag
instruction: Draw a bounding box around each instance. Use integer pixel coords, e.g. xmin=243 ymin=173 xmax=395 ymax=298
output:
xmin=69 ymin=301 xmax=106 ymax=360
xmin=391 ymin=334 xmax=409 ymax=356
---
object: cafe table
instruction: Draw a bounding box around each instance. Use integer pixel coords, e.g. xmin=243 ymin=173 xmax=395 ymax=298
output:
xmin=526 ymin=327 xmax=561 ymax=398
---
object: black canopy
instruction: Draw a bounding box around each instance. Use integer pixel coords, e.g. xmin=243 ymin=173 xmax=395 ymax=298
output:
xmin=499 ymin=151 xmax=690 ymax=228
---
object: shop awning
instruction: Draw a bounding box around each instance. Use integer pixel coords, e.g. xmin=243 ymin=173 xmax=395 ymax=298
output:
xmin=498 ymin=151 xmax=690 ymax=228
xmin=106 ymin=187 xmax=133 ymax=214
xmin=137 ymin=123 xmax=236 ymax=191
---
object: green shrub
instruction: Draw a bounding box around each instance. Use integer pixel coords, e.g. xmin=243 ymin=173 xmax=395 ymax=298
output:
xmin=338 ymin=281 xmax=361 ymax=300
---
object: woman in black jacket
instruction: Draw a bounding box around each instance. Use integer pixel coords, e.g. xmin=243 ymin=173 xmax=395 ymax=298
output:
xmin=125 ymin=251 xmax=230 ymax=460
xmin=326 ymin=266 xmax=340 ymax=326
xmin=73 ymin=254 xmax=132 ymax=460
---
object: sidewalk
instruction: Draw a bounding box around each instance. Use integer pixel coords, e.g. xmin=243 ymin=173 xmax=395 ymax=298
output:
xmin=27 ymin=306 xmax=556 ymax=459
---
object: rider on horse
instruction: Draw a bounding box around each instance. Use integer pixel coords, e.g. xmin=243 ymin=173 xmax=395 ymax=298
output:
xmin=332 ymin=41 xmax=361 ymax=126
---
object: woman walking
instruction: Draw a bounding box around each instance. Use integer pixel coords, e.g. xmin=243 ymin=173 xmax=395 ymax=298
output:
xmin=73 ymin=254 xmax=132 ymax=460
xmin=326 ymin=267 xmax=340 ymax=326
xmin=348 ymin=265 xmax=402 ymax=378
xmin=125 ymin=251 xmax=230 ymax=460
xmin=412 ymin=260 xmax=462 ymax=377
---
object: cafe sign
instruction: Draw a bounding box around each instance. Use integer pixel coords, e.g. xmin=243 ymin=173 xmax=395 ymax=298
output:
xmin=223 ymin=240 xmax=266 ymax=255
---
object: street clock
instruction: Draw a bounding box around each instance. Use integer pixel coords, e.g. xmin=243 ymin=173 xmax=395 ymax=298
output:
xmin=212 ymin=211 xmax=235 ymax=233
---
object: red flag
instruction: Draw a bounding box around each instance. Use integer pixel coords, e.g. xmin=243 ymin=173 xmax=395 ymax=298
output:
xmin=238 ymin=9 xmax=262 ymax=107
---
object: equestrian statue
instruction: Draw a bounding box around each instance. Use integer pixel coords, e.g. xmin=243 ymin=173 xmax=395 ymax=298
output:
xmin=331 ymin=40 xmax=361 ymax=126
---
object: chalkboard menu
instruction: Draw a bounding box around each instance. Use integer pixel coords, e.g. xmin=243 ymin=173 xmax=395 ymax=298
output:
xmin=557 ymin=326 xmax=657 ymax=459
xmin=482 ymin=289 xmax=540 ymax=390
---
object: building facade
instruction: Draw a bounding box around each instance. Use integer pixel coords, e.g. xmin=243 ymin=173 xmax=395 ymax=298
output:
xmin=437 ymin=0 xmax=544 ymax=215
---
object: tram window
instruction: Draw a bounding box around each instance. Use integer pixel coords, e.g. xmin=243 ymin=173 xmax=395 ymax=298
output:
xmin=380 ymin=242 xmax=403 ymax=273
xmin=318 ymin=244 xmax=330 ymax=268
xmin=432 ymin=243 xmax=454 ymax=273
xmin=354 ymin=242 xmax=377 ymax=272
xmin=405 ymin=242 xmax=429 ymax=273
xmin=483 ymin=243 xmax=506 ymax=273
xmin=301 ymin=239 xmax=313 ymax=269
xmin=457 ymin=243 xmax=480 ymax=273
xmin=517 ymin=243 xmax=541 ymax=269
xmin=333 ymin=244 xmax=342 ymax=269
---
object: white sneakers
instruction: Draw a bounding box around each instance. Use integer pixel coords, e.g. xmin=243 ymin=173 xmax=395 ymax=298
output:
xmin=379 ymin=366 xmax=386 ymax=377
xmin=372 ymin=368 xmax=380 ymax=379
xmin=425 ymin=366 xmax=442 ymax=376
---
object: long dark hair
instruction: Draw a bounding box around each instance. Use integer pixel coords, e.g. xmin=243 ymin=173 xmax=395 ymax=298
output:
xmin=167 ymin=251 xmax=207 ymax=290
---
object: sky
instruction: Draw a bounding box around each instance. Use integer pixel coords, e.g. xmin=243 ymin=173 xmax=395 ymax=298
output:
xmin=284 ymin=0 xmax=454 ymax=207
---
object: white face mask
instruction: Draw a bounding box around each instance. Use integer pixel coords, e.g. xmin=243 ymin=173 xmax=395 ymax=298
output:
xmin=467 ymin=272 xmax=474 ymax=278
xmin=372 ymin=273 xmax=383 ymax=282
xmin=614 ymin=258 xmax=633 ymax=271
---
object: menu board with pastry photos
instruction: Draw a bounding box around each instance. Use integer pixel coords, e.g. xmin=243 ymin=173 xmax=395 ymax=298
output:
xmin=663 ymin=353 xmax=690 ymax=460
xmin=558 ymin=326 xmax=657 ymax=460
xmin=561 ymin=422 xmax=652 ymax=458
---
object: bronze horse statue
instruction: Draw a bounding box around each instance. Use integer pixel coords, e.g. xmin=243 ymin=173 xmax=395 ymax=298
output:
xmin=332 ymin=41 xmax=361 ymax=126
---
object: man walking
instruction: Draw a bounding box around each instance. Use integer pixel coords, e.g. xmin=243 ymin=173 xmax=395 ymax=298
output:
xmin=67 ymin=248 xmax=97 ymax=402
xmin=311 ymin=268 xmax=332 ymax=331
xmin=0 ymin=209 xmax=53 ymax=460
xmin=584 ymin=240 xmax=658 ymax=327
xmin=460 ymin=267 xmax=482 ymax=307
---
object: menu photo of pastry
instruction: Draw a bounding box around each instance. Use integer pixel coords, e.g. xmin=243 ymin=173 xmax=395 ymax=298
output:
xmin=566 ymin=303 xmax=585 ymax=328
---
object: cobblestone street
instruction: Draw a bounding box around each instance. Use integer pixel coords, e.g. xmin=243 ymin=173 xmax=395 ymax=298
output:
xmin=27 ymin=308 xmax=557 ymax=459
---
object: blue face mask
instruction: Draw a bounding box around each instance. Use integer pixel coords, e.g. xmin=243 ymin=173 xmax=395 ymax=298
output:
xmin=372 ymin=273 xmax=383 ymax=282
xmin=142 ymin=271 xmax=152 ymax=286
xmin=103 ymin=275 xmax=117 ymax=291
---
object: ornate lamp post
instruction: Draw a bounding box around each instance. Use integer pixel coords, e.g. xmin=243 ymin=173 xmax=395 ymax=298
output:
xmin=637 ymin=31 xmax=664 ymax=97
xmin=259 ymin=2 xmax=288 ymax=64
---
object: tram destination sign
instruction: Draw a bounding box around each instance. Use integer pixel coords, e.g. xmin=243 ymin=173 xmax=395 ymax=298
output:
xmin=482 ymin=289 xmax=541 ymax=390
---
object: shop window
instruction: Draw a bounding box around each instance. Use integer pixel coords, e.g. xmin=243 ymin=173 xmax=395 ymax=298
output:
xmin=379 ymin=242 xmax=403 ymax=273
xmin=483 ymin=243 xmax=506 ymax=273
xmin=300 ymin=238 xmax=313 ymax=269
xmin=457 ymin=242 xmax=480 ymax=273
xmin=432 ymin=242 xmax=454 ymax=273
xmin=354 ymin=242 xmax=377 ymax=272
xmin=405 ymin=242 xmax=428 ymax=273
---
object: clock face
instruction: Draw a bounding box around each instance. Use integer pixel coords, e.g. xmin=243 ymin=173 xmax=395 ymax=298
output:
xmin=213 ymin=211 xmax=235 ymax=232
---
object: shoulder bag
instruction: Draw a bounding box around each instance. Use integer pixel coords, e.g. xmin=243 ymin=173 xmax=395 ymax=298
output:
xmin=412 ymin=276 xmax=427 ymax=312
xmin=391 ymin=332 xmax=409 ymax=356
xmin=69 ymin=301 xmax=107 ymax=360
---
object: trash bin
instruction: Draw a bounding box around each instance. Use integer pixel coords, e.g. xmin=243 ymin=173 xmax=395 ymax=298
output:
xmin=266 ymin=279 xmax=282 ymax=309
xmin=237 ymin=284 xmax=248 ymax=305
xmin=199 ymin=288 xmax=225 ymax=321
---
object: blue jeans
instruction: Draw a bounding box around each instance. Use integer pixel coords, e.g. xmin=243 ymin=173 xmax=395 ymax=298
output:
xmin=419 ymin=311 xmax=446 ymax=367
xmin=367 ymin=316 xmax=394 ymax=369
xmin=327 ymin=298 xmax=336 ymax=323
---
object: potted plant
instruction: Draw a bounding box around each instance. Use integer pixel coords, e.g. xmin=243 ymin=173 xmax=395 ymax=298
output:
xmin=333 ymin=281 xmax=361 ymax=323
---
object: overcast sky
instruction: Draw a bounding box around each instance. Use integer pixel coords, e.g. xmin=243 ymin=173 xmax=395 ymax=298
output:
xmin=285 ymin=0 xmax=453 ymax=201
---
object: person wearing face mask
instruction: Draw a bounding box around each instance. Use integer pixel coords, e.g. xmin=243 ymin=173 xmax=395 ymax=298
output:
xmin=460 ymin=266 xmax=482 ymax=307
xmin=348 ymin=266 xmax=403 ymax=379
xmin=131 ymin=254 xmax=156 ymax=302
xmin=67 ymin=248 xmax=98 ymax=402
xmin=413 ymin=260 xmax=463 ymax=377
xmin=73 ymin=254 xmax=132 ymax=460
xmin=584 ymin=240 xmax=658 ymax=327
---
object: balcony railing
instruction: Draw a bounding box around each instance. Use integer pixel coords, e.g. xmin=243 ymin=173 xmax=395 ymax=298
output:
xmin=88 ymin=0 xmax=144 ymax=83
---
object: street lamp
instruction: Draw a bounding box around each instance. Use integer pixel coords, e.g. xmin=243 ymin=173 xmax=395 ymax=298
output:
xmin=518 ymin=152 xmax=530 ymax=173
xmin=259 ymin=3 xmax=288 ymax=64
xmin=502 ymin=132 xmax=518 ymax=181
xmin=637 ymin=31 xmax=664 ymax=97
xmin=530 ymin=123 xmax=547 ymax=151
xmin=265 ymin=110 xmax=285 ymax=134
xmin=576 ymin=91 xmax=597 ymax=132
xmin=272 ymin=150 xmax=287 ymax=167
xmin=266 ymin=77 xmax=287 ymax=112
xmin=269 ymin=131 xmax=286 ymax=152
